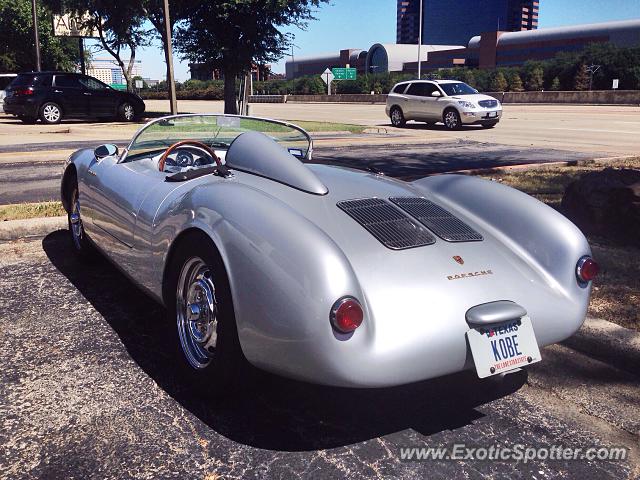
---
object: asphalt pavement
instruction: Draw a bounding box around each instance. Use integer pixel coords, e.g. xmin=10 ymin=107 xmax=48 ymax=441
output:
xmin=0 ymin=138 xmax=593 ymax=204
xmin=0 ymin=233 xmax=638 ymax=479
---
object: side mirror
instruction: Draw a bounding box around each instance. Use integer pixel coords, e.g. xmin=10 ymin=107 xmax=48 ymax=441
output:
xmin=431 ymin=91 xmax=442 ymax=97
xmin=94 ymin=144 xmax=119 ymax=160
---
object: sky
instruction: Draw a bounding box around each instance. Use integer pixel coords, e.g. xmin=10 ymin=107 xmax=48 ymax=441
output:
xmin=85 ymin=0 xmax=640 ymax=82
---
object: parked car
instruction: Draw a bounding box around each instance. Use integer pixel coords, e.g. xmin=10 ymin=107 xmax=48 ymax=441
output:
xmin=3 ymin=71 xmax=145 ymax=124
xmin=0 ymin=73 xmax=18 ymax=107
xmin=60 ymin=114 xmax=597 ymax=393
xmin=386 ymin=80 xmax=502 ymax=130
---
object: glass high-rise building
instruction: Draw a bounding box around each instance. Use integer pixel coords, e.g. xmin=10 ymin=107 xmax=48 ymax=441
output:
xmin=397 ymin=0 xmax=539 ymax=45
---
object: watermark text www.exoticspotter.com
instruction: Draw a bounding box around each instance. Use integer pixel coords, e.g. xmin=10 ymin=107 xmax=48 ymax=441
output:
xmin=398 ymin=444 xmax=628 ymax=463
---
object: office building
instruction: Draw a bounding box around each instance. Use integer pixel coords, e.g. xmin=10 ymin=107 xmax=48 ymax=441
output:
xmin=397 ymin=0 xmax=539 ymax=45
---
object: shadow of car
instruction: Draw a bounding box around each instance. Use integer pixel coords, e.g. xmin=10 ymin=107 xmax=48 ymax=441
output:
xmin=42 ymin=229 xmax=527 ymax=451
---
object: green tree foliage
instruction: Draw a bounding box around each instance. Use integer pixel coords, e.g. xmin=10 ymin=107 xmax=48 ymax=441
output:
xmin=175 ymin=0 xmax=329 ymax=114
xmin=0 ymin=0 xmax=79 ymax=72
xmin=490 ymin=71 xmax=508 ymax=92
xmin=573 ymin=63 xmax=590 ymax=91
xmin=524 ymin=63 xmax=544 ymax=91
xmin=509 ymin=72 xmax=524 ymax=92
xmin=550 ymin=77 xmax=561 ymax=91
xmin=44 ymin=0 xmax=151 ymax=89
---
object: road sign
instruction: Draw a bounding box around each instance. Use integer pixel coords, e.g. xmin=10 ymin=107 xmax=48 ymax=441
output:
xmin=321 ymin=68 xmax=334 ymax=85
xmin=135 ymin=79 xmax=144 ymax=89
xmin=53 ymin=13 xmax=99 ymax=38
xmin=612 ymin=79 xmax=619 ymax=90
xmin=332 ymin=67 xmax=357 ymax=80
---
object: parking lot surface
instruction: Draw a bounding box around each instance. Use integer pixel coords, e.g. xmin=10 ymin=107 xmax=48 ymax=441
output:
xmin=1 ymin=233 xmax=638 ymax=479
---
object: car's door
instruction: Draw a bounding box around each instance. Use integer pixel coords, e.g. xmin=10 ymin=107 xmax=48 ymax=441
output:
xmin=404 ymin=83 xmax=432 ymax=120
xmin=52 ymin=74 xmax=89 ymax=116
xmin=422 ymin=83 xmax=445 ymax=120
xmin=79 ymin=76 xmax=119 ymax=118
xmin=82 ymin=153 xmax=163 ymax=250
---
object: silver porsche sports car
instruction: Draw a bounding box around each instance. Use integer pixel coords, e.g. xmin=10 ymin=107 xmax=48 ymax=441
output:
xmin=60 ymin=114 xmax=598 ymax=389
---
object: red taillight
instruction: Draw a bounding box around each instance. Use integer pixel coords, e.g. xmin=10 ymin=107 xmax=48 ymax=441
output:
xmin=577 ymin=256 xmax=599 ymax=283
xmin=14 ymin=88 xmax=34 ymax=96
xmin=330 ymin=297 xmax=364 ymax=333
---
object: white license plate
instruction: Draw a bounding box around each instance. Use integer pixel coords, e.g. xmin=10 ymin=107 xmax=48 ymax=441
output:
xmin=488 ymin=112 xmax=498 ymax=118
xmin=466 ymin=316 xmax=541 ymax=378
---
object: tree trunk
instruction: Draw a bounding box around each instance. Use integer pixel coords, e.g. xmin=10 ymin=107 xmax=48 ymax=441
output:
xmin=223 ymin=68 xmax=238 ymax=115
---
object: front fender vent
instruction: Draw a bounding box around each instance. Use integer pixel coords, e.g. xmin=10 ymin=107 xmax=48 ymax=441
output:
xmin=337 ymin=198 xmax=435 ymax=250
xmin=390 ymin=197 xmax=483 ymax=242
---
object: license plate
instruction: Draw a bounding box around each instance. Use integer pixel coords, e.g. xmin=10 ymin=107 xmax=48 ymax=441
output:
xmin=466 ymin=316 xmax=541 ymax=378
xmin=488 ymin=112 xmax=498 ymax=118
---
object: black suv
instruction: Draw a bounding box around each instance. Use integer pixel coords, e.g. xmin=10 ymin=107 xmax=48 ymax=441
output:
xmin=3 ymin=71 xmax=146 ymax=124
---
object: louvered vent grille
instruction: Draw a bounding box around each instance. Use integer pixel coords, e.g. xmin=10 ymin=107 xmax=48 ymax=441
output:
xmin=389 ymin=197 xmax=483 ymax=242
xmin=337 ymin=198 xmax=436 ymax=250
xmin=479 ymin=99 xmax=498 ymax=108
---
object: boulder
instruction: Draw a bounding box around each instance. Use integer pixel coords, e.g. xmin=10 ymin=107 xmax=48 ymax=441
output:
xmin=561 ymin=168 xmax=640 ymax=244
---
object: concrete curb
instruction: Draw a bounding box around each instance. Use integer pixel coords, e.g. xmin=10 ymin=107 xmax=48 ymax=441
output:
xmin=563 ymin=317 xmax=640 ymax=374
xmin=0 ymin=216 xmax=67 ymax=241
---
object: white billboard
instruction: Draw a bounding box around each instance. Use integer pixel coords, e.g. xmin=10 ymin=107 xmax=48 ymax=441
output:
xmin=53 ymin=13 xmax=99 ymax=38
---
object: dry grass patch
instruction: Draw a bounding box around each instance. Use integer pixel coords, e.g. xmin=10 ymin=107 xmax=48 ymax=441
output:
xmin=478 ymin=157 xmax=640 ymax=331
xmin=0 ymin=201 xmax=65 ymax=222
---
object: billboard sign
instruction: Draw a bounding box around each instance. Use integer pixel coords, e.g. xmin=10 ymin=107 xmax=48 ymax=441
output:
xmin=53 ymin=13 xmax=99 ymax=38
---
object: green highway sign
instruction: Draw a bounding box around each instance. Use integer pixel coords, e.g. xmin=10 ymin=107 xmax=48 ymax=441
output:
xmin=332 ymin=67 xmax=357 ymax=80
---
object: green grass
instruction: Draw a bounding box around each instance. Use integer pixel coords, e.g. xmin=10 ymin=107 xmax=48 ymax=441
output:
xmin=291 ymin=121 xmax=368 ymax=133
xmin=0 ymin=202 xmax=66 ymax=222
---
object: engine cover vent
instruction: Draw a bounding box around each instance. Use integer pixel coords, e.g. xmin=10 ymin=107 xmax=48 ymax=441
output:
xmin=337 ymin=198 xmax=435 ymax=250
xmin=389 ymin=197 xmax=483 ymax=242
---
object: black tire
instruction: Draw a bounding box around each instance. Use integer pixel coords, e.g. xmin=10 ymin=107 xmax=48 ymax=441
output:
xmin=118 ymin=101 xmax=137 ymax=122
xmin=390 ymin=106 xmax=406 ymax=127
xmin=482 ymin=121 xmax=498 ymax=129
xmin=443 ymin=108 xmax=462 ymax=130
xmin=67 ymin=184 xmax=95 ymax=258
xmin=39 ymin=102 xmax=63 ymax=124
xmin=165 ymin=231 xmax=245 ymax=397
xmin=18 ymin=115 xmax=37 ymax=124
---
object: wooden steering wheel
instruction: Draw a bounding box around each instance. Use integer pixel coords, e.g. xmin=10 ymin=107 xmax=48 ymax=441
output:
xmin=158 ymin=140 xmax=223 ymax=172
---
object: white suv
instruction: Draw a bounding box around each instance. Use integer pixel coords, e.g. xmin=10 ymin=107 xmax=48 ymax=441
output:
xmin=386 ymin=80 xmax=502 ymax=130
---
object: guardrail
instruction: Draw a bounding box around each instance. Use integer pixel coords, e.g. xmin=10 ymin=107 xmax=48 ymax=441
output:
xmin=484 ymin=90 xmax=640 ymax=105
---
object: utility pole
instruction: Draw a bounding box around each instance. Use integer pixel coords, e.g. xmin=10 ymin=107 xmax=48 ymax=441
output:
xmin=417 ymin=0 xmax=423 ymax=79
xmin=586 ymin=64 xmax=601 ymax=91
xmin=31 ymin=0 xmax=41 ymax=71
xmin=163 ymin=0 xmax=178 ymax=114
xmin=78 ymin=38 xmax=86 ymax=75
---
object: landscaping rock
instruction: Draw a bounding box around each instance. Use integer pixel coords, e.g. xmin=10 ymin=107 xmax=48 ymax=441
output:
xmin=561 ymin=168 xmax=640 ymax=243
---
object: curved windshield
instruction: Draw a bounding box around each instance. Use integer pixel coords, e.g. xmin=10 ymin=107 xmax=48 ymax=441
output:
xmin=124 ymin=114 xmax=312 ymax=162
xmin=439 ymin=82 xmax=478 ymax=96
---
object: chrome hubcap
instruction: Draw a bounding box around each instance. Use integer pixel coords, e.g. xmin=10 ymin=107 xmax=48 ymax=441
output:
xmin=445 ymin=111 xmax=458 ymax=128
xmin=43 ymin=105 xmax=60 ymax=122
xmin=392 ymin=109 xmax=402 ymax=125
xmin=70 ymin=197 xmax=83 ymax=249
xmin=123 ymin=104 xmax=134 ymax=120
xmin=176 ymin=257 xmax=218 ymax=369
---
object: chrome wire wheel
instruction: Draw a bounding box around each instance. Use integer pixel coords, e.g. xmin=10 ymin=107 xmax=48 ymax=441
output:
xmin=176 ymin=257 xmax=219 ymax=370
xmin=69 ymin=193 xmax=84 ymax=250
xmin=123 ymin=103 xmax=134 ymax=121
xmin=43 ymin=104 xmax=61 ymax=123
xmin=444 ymin=110 xmax=460 ymax=129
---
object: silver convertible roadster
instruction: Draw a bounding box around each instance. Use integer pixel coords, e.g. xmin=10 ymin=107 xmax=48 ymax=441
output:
xmin=60 ymin=114 xmax=598 ymax=389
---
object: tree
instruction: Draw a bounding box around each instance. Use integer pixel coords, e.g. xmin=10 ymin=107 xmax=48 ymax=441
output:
xmin=175 ymin=0 xmax=329 ymax=114
xmin=550 ymin=77 xmax=561 ymax=91
xmin=490 ymin=71 xmax=508 ymax=92
xmin=0 ymin=0 xmax=79 ymax=72
xmin=508 ymin=72 xmax=524 ymax=92
xmin=574 ymin=64 xmax=590 ymax=91
xmin=45 ymin=0 xmax=151 ymax=90
xmin=525 ymin=66 xmax=544 ymax=91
